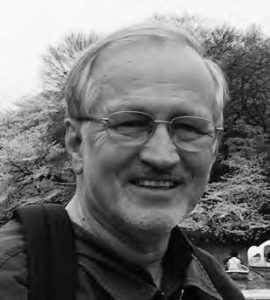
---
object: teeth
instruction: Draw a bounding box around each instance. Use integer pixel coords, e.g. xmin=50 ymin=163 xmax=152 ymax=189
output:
xmin=136 ymin=180 xmax=175 ymax=188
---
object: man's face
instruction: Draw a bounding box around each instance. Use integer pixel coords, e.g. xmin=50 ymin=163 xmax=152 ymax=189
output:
xmin=77 ymin=40 xmax=217 ymax=234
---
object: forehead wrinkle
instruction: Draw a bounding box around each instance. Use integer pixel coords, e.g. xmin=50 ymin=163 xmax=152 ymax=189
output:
xmin=94 ymin=78 xmax=215 ymax=116
xmin=99 ymin=79 xmax=193 ymax=97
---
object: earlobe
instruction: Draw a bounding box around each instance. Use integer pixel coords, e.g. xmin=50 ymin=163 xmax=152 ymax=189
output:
xmin=65 ymin=118 xmax=83 ymax=175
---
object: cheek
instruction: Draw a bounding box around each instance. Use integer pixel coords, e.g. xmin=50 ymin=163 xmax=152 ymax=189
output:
xmin=100 ymin=146 xmax=138 ymax=175
xmin=183 ymin=151 xmax=213 ymax=211
xmin=185 ymin=149 xmax=213 ymax=182
xmin=85 ymin=132 xmax=138 ymax=179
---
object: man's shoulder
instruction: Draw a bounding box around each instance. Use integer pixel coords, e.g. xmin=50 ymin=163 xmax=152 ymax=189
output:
xmin=0 ymin=220 xmax=26 ymax=268
xmin=0 ymin=220 xmax=28 ymax=298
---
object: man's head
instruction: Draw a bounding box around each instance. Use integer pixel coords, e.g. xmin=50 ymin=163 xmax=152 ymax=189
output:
xmin=65 ymin=23 xmax=228 ymax=235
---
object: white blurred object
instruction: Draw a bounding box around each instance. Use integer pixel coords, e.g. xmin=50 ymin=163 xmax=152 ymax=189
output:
xmin=248 ymin=241 xmax=270 ymax=269
xmin=242 ymin=289 xmax=270 ymax=299
xmin=227 ymin=256 xmax=242 ymax=271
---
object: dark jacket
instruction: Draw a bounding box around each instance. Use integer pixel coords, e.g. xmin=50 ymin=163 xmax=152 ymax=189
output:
xmin=0 ymin=220 xmax=244 ymax=300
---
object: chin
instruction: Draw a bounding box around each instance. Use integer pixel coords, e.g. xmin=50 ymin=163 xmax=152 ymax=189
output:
xmin=120 ymin=208 xmax=185 ymax=235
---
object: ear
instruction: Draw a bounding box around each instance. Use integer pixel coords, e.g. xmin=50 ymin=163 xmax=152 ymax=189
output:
xmin=65 ymin=118 xmax=84 ymax=175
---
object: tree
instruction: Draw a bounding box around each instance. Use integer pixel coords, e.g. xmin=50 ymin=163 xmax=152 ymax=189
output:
xmin=41 ymin=31 xmax=99 ymax=146
xmin=0 ymin=95 xmax=75 ymax=225
xmin=41 ymin=32 xmax=99 ymax=100
xmin=182 ymin=156 xmax=270 ymax=244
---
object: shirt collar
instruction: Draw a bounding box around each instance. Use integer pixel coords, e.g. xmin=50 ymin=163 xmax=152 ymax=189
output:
xmin=74 ymin=223 xmax=222 ymax=300
xmin=185 ymin=254 xmax=223 ymax=300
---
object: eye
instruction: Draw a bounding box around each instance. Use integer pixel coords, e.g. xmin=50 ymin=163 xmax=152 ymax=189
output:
xmin=177 ymin=123 xmax=202 ymax=133
xmin=115 ymin=119 xmax=149 ymax=128
xmin=172 ymin=117 xmax=215 ymax=140
xmin=174 ymin=121 xmax=203 ymax=135
xmin=108 ymin=112 xmax=152 ymax=133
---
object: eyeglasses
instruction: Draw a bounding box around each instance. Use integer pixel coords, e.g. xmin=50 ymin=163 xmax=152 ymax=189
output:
xmin=75 ymin=111 xmax=223 ymax=152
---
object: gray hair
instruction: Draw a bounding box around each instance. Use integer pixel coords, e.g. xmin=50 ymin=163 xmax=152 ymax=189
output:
xmin=65 ymin=22 xmax=228 ymax=125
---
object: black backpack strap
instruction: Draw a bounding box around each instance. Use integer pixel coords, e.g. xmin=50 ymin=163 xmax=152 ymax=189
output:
xmin=193 ymin=246 xmax=245 ymax=300
xmin=14 ymin=204 xmax=76 ymax=300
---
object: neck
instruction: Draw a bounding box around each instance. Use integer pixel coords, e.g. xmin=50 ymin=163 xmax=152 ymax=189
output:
xmin=66 ymin=195 xmax=171 ymax=286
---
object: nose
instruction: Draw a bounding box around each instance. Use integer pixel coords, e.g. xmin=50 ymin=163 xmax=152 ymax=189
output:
xmin=139 ymin=124 xmax=180 ymax=169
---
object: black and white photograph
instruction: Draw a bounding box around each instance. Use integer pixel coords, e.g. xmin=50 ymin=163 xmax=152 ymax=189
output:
xmin=0 ymin=1 xmax=269 ymax=299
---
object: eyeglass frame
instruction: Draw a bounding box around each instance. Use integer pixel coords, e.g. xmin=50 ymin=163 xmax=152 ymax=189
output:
xmin=74 ymin=110 xmax=223 ymax=151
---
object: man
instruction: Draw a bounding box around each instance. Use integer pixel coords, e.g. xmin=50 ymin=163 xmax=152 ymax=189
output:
xmin=0 ymin=23 xmax=244 ymax=299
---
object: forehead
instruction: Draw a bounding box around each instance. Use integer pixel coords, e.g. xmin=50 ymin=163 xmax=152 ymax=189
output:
xmin=90 ymin=39 xmax=216 ymax=115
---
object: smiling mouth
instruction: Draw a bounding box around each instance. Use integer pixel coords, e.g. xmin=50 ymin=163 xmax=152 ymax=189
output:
xmin=131 ymin=179 xmax=178 ymax=189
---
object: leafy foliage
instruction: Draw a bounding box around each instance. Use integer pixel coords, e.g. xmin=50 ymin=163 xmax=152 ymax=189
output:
xmin=0 ymin=31 xmax=99 ymax=221
xmin=0 ymin=94 xmax=75 ymax=225
xmin=181 ymin=157 xmax=270 ymax=244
